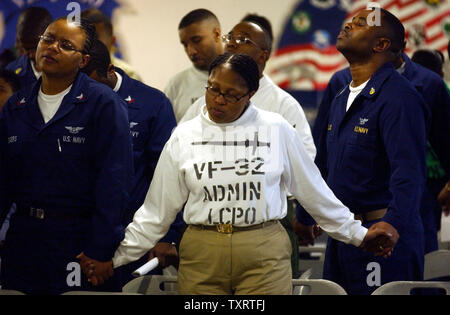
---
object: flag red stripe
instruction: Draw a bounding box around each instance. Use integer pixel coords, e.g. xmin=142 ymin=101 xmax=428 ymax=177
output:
xmin=277 ymin=79 xmax=329 ymax=91
xmin=278 ymin=80 xmax=290 ymax=89
xmin=426 ymin=32 xmax=444 ymax=44
xmin=274 ymin=43 xmax=340 ymax=57
xmin=347 ymin=0 xmax=397 ymax=18
xmin=425 ymin=10 xmax=450 ymax=28
xmin=383 ymin=0 xmax=397 ymax=10
xmin=399 ymin=8 xmax=427 ymax=24
xmin=397 ymin=0 xmax=422 ymax=9
xmin=270 ymin=58 xmax=347 ymax=74
xmin=437 ymin=43 xmax=448 ymax=52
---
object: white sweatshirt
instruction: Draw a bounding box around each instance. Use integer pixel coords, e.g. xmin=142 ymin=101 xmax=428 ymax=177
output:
xmin=164 ymin=66 xmax=209 ymax=123
xmin=180 ymin=74 xmax=316 ymax=160
xmin=112 ymin=104 xmax=367 ymax=268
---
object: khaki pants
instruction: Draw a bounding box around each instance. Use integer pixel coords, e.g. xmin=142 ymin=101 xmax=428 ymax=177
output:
xmin=178 ymin=221 xmax=292 ymax=295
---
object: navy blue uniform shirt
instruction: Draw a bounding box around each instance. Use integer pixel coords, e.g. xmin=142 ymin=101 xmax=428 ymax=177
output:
xmin=312 ymin=53 xmax=450 ymax=178
xmin=299 ymin=63 xmax=428 ymax=235
xmin=0 ymin=72 xmax=133 ymax=261
xmin=6 ymin=55 xmax=39 ymax=89
xmin=299 ymin=55 xmax=449 ymax=227
xmin=115 ymin=68 xmax=184 ymax=244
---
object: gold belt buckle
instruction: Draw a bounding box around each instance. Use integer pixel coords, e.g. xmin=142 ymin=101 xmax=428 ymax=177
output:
xmin=30 ymin=207 xmax=45 ymax=219
xmin=216 ymin=224 xmax=233 ymax=234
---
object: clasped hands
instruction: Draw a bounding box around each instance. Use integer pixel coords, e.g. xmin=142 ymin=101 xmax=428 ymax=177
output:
xmin=293 ymin=218 xmax=399 ymax=258
xmin=77 ymin=242 xmax=179 ymax=286
xmin=77 ymin=253 xmax=114 ymax=286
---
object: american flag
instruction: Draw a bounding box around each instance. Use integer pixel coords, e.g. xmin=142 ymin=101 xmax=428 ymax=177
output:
xmin=267 ymin=0 xmax=450 ymax=109
xmin=349 ymin=0 xmax=450 ymax=54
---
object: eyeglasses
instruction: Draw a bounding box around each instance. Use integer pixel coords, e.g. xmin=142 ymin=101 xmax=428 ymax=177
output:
xmin=205 ymin=86 xmax=250 ymax=103
xmin=39 ymin=34 xmax=84 ymax=53
xmin=221 ymin=33 xmax=266 ymax=51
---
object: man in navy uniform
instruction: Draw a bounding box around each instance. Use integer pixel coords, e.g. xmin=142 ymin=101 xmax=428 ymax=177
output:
xmin=304 ymin=20 xmax=450 ymax=256
xmin=296 ymin=8 xmax=428 ymax=294
xmin=82 ymin=40 xmax=185 ymax=286
xmin=0 ymin=17 xmax=133 ymax=295
xmin=6 ymin=7 xmax=52 ymax=88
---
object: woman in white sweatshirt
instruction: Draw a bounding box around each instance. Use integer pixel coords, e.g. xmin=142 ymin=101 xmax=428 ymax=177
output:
xmin=87 ymin=53 xmax=395 ymax=294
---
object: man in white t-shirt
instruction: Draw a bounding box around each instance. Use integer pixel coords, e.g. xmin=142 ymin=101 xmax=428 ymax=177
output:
xmin=164 ymin=9 xmax=224 ymax=122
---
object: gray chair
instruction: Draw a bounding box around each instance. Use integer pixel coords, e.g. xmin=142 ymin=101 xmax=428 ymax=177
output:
xmin=424 ymin=250 xmax=450 ymax=280
xmin=371 ymin=281 xmax=450 ymax=295
xmin=122 ymin=275 xmax=178 ymax=295
xmin=0 ymin=290 xmax=26 ymax=295
xmin=298 ymin=243 xmax=326 ymax=280
xmin=293 ymin=267 xmax=314 ymax=294
xmin=292 ymin=279 xmax=347 ymax=295
xmin=61 ymin=291 xmax=142 ymax=295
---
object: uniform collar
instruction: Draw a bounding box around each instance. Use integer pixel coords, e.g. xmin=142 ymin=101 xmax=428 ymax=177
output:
xmin=400 ymin=53 xmax=423 ymax=89
xmin=18 ymin=72 xmax=90 ymax=131
xmin=357 ymin=62 xmax=396 ymax=99
xmin=115 ymin=67 xmax=138 ymax=109
xmin=260 ymin=74 xmax=272 ymax=89
xmin=200 ymin=102 xmax=257 ymax=127
xmin=11 ymin=55 xmax=32 ymax=76
xmin=113 ymin=71 xmax=123 ymax=92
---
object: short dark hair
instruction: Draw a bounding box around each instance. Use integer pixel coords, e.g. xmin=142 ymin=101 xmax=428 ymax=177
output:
xmin=16 ymin=7 xmax=53 ymax=45
xmin=209 ymin=53 xmax=260 ymax=93
xmin=0 ymin=69 xmax=21 ymax=92
xmin=379 ymin=8 xmax=405 ymax=54
xmin=81 ymin=8 xmax=113 ymax=36
xmin=434 ymin=49 xmax=444 ymax=64
xmin=242 ymin=13 xmax=273 ymax=41
xmin=54 ymin=17 xmax=98 ymax=54
xmin=411 ymin=49 xmax=444 ymax=77
xmin=178 ymin=9 xmax=219 ymax=30
xmin=241 ymin=15 xmax=273 ymax=54
xmin=82 ymin=39 xmax=111 ymax=77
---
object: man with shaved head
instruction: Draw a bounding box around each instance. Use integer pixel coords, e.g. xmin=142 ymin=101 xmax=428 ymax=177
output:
xmin=299 ymin=7 xmax=450 ymax=262
xmin=164 ymin=9 xmax=224 ymax=122
xmin=296 ymin=8 xmax=430 ymax=295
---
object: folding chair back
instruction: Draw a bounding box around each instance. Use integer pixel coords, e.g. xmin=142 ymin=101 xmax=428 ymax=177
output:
xmin=122 ymin=275 xmax=178 ymax=295
xmin=424 ymin=250 xmax=450 ymax=280
xmin=61 ymin=291 xmax=142 ymax=295
xmin=0 ymin=290 xmax=25 ymax=295
xmin=292 ymin=279 xmax=347 ymax=295
xmin=371 ymin=281 xmax=450 ymax=295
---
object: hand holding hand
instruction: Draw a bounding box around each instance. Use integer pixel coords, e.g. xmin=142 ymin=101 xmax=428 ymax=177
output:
xmin=360 ymin=221 xmax=399 ymax=258
xmin=77 ymin=252 xmax=114 ymax=286
xmin=293 ymin=217 xmax=322 ymax=246
xmin=148 ymin=242 xmax=179 ymax=268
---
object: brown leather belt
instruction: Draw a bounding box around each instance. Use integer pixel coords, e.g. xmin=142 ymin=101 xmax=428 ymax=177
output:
xmin=354 ymin=208 xmax=387 ymax=223
xmin=191 ymin=220 xmax=278 ymax=234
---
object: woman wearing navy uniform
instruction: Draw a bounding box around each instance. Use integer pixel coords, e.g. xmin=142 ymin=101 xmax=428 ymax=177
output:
xmin=0 ymin=17 xmax=133 ymax=294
